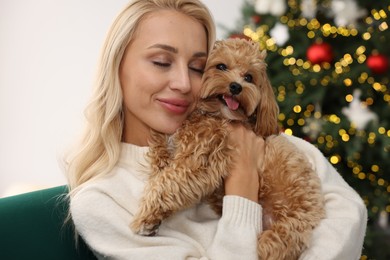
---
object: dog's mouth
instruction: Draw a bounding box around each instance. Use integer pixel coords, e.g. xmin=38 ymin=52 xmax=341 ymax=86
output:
xmin=200 ymin=93 xmax=249 ymax=120
xmin=218 ymin=94 xmax=240 ymax=111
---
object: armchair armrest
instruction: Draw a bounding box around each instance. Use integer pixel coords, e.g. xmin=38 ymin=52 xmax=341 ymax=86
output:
xmin=0 ymin=185 xmax=96 ymax=259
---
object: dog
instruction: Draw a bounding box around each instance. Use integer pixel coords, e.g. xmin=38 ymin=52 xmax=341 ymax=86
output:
xmin=130 ymin=38 xmax=325 ymax=260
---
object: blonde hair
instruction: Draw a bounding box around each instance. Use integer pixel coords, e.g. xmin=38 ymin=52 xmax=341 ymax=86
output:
xmin=65 ymin=0 xmax=216 ymax=198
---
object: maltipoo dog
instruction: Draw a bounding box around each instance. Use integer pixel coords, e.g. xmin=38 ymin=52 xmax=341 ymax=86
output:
xmin=131 ymin=38 xmax=325 ymax=260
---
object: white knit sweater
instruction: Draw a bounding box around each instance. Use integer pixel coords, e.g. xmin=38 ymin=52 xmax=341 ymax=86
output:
xmin=70 ymin=134 xmax=367 ymax=260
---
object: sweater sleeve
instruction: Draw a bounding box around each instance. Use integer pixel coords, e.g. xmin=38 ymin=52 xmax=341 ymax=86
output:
xmin=70 ymin=186 xmax=202 ymax=260
xmin=207 ymin=195 xmax=263 ymax=260
xmin=284 ymin=135 xmax=368 ymax=260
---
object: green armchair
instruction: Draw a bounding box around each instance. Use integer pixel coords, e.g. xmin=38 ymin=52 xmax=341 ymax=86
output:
xmin=0 ymin=186 xmax=96 ymax=260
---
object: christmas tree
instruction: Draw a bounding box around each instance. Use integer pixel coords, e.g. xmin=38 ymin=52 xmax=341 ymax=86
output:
xmin=225 ymin=0 xmax=390 ymax=258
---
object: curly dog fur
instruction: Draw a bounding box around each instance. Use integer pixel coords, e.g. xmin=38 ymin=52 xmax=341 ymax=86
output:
xmin=130 ymin=38 xmax=325 ymax=260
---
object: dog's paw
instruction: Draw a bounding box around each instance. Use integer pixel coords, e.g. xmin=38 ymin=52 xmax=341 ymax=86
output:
xmin=130 ymin=218 xmax=162 ymax=236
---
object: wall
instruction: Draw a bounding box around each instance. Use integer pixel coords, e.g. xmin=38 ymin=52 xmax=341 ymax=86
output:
xmin=0 ymin=0 xmax=243 ymax=196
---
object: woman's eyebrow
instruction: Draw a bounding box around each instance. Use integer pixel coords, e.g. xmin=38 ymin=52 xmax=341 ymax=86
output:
xmin=148 ymin=44 xmax=178 ymax=53
xmin=148 ymin=43 xmax=207 ymax=58
xmin=193 ymin=52 xmax=207 ymax=58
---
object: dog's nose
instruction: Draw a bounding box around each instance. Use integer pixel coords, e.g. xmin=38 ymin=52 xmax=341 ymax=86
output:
xmin=229 ymin=82 xmax=242 ymax=95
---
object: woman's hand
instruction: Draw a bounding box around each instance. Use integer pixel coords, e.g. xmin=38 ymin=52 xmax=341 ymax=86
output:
xmin=224 ymin=123 xmax=265 ymax=203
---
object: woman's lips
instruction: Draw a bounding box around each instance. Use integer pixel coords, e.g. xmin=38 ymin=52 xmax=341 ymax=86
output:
xmin=158 ymin=98 xmax=191 ymax=115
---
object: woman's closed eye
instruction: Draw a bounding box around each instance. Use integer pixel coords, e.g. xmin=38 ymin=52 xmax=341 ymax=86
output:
xmin=153 ymin=61 xmax=171 ymax=68
xmin=189 ymin=66 xmax=204 ymax=74
xmin=154 ymin=62 xmax=203 ymax=74
xmin=189 ymin=60 xmax=206 ymax=75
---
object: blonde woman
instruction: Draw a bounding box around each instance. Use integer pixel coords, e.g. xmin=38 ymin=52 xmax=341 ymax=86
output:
xmin=67 ymin=0 xmax=367 ymax=259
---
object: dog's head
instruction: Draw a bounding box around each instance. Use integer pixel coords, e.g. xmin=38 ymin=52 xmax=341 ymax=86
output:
xmin=199 ymin=38 xmax=279 ymax=137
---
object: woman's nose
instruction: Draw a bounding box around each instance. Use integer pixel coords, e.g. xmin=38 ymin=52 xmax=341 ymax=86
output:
xmin=170 ymin=66 xmax=191 ymax=93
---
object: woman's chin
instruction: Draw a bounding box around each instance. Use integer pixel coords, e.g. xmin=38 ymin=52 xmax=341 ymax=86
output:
xmin=151 ymin=113 xmax=190 ymax=134
xmin=154 ymin=122 xmax=182 ymax=135
xmin=162 ymin=126 xmax=180 ymax=135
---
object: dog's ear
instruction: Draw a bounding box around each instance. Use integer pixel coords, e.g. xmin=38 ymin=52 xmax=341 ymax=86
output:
xmin=254 ymin=71 xmax=280 ymax=137
xmin=259 ymin=49 xmax=267 ymax=60
xmin=212 ymin=40 xmax=224 ymax=51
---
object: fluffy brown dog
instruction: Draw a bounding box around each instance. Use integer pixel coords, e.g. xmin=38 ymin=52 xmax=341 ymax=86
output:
xmin=131 ymin=38 xmax=325 ymax=260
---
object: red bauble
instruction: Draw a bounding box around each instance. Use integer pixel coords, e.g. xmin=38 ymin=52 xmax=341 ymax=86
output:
xmin=367 ymin=53 xmax=389 ymax=74
xmin=306 ymin=42 xmax=333 ymax=64
xmin=251 ymin=15 xmax=261 ymax=24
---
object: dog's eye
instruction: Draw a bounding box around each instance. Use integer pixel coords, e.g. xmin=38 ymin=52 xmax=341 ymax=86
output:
xmin=244 ymin=74 xmax=253 ymax=83
xmin=216 ymin=63 xmax=227 ymax=71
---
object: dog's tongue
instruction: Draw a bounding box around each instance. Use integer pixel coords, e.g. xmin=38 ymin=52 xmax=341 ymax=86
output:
xmin=223 ymin=94 xmax=239 ymax=111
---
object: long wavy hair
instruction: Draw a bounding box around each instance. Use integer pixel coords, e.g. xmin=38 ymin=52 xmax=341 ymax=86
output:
xmin=65 ymin=0 xmax=216 ymax=198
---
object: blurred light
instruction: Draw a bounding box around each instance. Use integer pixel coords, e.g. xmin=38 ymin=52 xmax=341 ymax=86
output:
xmin=379 ymin=22 xmax=388 ymax=31
xmin=293 ymin=105 xmax=302 ymax=113
xmin=344 ymin=78 xmax=353 ymax=87
xmin=341 ymin=134 xmax=350 ymax=142
xmin=371 ymin=165 xmax=379 ymax=172
xmin=278 ymin=113 xmax=286 ymax=121
xmin=284 ymin=128 xmax=293 ymax=135
xmin=362 ymin=32 xmax=371 ymax=40
xmin=307 ymin=31 xmax=315 ymax=38
xmin=378 ymin=9 xmax=387 ymax=19
xmin=312 ymin=64 xmax=321 ymax=72
xmin=329 ymin=114 xmax=341 ymax=124
xmin=356 ymin=46 xmax=366 ymax=55
xmin=358 ymin=172 xmax=366 ymax=180
xmin=339 ymin=129 xmax=347 ymax=135
xmin=298 ymin=118 xmax=305 ymax=125
xmin=330 ymin=155 xmax=340 ymax=164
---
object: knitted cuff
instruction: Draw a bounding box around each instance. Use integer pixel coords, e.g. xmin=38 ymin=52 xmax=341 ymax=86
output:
xmin=222 ymin=195 xmax=262 ymax=233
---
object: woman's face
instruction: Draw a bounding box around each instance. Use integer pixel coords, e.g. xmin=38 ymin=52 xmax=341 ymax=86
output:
xmin=120 ymin=10 xmax=208 ymax=146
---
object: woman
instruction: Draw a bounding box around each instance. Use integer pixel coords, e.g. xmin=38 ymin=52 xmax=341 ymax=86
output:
xmin=67 ymin=0 xmax=367 ymax=259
